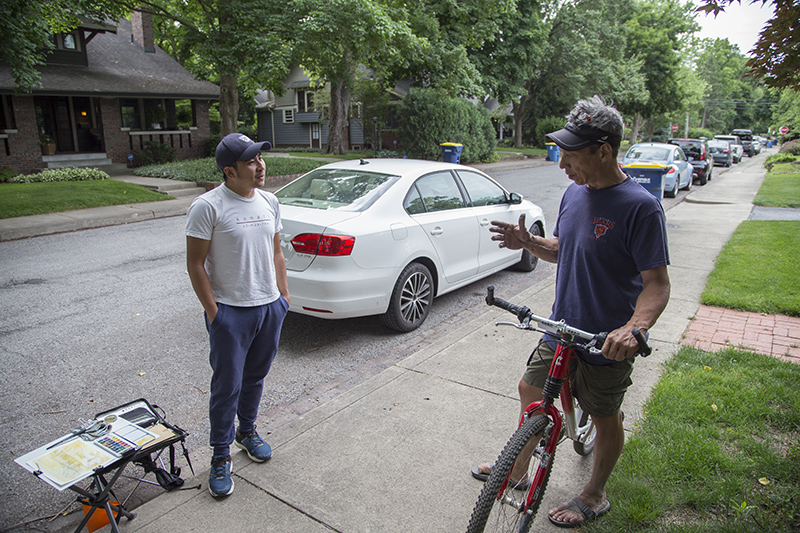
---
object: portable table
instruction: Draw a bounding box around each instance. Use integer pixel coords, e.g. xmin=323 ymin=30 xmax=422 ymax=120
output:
xmin=16 ymin=399 xmax=194 ymax=533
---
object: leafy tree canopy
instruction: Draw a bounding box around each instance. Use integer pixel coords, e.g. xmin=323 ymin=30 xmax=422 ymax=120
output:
xmin=696 ymin=0 xmax=799 ymax=90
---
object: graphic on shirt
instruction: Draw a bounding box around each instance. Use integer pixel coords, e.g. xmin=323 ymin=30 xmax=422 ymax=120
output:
xmin=591 ymin=216 xmax=615 ymax=241
xmin=236 ymin=213 xmax=273 ymax=229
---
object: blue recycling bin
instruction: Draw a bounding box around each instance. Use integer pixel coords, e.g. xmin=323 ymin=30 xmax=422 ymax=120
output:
xmin=546 ymin=142 xmax=560 ymax=162
xmin=621 ymin=163 xmax=666 ymax=201
xmin=441 ymin=142 xmax=463 ymax=164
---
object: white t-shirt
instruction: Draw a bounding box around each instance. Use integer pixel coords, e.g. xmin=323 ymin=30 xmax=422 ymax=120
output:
xmin=186 ymin=183 xmax=282 ymax=307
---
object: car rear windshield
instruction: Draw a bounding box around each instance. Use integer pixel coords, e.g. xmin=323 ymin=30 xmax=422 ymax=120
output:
xmin=276 ymin=169 xmax=398 ymax=211
xmin=626 ymin=146 xmax=670 ymax=161
xmin=671 ymin=141 xmax=703 ymax=155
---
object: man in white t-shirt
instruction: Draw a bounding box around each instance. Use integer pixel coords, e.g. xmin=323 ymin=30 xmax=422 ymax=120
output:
xmin=185 ymin=133 xmax=290 ymax=498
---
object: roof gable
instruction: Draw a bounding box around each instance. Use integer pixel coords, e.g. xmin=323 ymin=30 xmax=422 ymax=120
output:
xmin=0 ymin=18 xmax=219 ymax=99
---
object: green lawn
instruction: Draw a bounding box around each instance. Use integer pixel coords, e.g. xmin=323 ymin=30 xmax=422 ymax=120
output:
xmin=0 ymin=180 xmax=170 ymax=219
xmin=496 ymin=146 xmax=547 ymax=157
xmin=701 ymin=220 xmax=800 ymax=316
xmin=753 ymin=169 xmax=800 ymax=208
xmin=585 ymin=347 xmax=800 ymax=533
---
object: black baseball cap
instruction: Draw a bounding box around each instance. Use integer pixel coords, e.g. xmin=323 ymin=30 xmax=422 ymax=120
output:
xmin=546 ymin=122 xmax=621 ymax=151
xmin=215 ymin=133 xmax=272 ymax=172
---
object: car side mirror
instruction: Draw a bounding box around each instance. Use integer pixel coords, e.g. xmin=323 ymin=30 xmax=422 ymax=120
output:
xmin=509 ymin=192 xmax=522 ymax=205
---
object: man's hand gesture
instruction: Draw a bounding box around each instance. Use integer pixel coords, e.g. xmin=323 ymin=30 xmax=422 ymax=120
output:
xmin=490 ymin=214 xmax=531 ymax=251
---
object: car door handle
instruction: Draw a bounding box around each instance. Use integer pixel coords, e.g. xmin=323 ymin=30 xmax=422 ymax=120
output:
xmin=479 ymin=218 xmax=490 ymax=226
xmin=430 ymin=227 xmax=443 ymax=235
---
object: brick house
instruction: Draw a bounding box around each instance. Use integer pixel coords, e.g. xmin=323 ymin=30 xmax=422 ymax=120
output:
xmin=0 ymin=13 xmax=219 ymax=175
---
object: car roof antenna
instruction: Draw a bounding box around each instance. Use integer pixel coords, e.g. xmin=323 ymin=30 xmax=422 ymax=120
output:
xmin=360 ymin=159 xmax=369 ymax=165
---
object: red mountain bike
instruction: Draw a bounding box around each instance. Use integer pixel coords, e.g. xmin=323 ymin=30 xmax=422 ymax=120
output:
xmin=466 ymin=286 xmax=650 ymax=533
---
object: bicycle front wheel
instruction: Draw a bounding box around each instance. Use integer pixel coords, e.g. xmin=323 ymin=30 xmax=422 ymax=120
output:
xmin=466 ymin=414 xmax=555 ymax=533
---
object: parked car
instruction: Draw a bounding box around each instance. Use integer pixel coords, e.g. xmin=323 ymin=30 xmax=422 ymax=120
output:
xmin=622 ymin=142 xmax=692 ymax=198
xmin=732 ymin=129 xmax=756 ymax=157
xmin=752 ymin=137 xmax=762 ymax=154
xmin=714 ymin=134 xmax=743 ymax=163
xmin=274 ymin=159 xmax=546 ymax=332
xmin=668 ymin=138 xmax=713 ymax=185
xmin=707 ymin=139 xmax=734 ymax=167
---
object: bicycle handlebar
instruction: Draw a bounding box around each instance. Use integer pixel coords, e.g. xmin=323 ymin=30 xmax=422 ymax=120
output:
xmin=486 ymin=285 xmax=650 ymax=357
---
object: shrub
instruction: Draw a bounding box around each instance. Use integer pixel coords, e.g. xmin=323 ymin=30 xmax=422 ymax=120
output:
xmin=136 ymin=140 xmax=177 ymax=166
xmin=764 ymin=152 xmax=797 ymax=171
xmin=395 ymin=88 xmax=496 ymax=164
xmin=133 ymin=156 xmax=323 ymax=182
xmin=10 ymin=167 xmax=109 ymax=183
xmin=535 ymin=116 xmax=567 ymax=148
xmin=0 ymin=166 xmax=16 ymax=183
xmin=780 ymin=139 xmax=800 ymax=156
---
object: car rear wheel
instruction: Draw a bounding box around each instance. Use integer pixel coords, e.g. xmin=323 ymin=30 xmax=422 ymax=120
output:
xmin=513 ymin=223 xmax=542 ymax=272
xmin=381 ymin=262 xmax=433 ymax=332
xmin=698 ymin=169 xmax=708 ymax=185
xmin=665 ymin=177 xmax=678 ymax=198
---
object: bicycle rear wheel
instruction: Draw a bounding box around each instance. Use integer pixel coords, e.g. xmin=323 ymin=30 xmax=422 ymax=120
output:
xmin=573 ymin=408 xmax=596 ymax=456
xmin=466 ymin=414 xmax=555 ymax=533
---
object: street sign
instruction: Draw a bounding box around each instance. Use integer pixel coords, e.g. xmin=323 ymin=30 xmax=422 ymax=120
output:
xmin=780 ymin=126 xmax=789 ymax=134
xmin=672 ymin=124 xmax=679 ymax=133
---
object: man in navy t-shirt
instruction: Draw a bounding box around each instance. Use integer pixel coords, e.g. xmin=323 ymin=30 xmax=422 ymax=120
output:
xmin=473 ymin=96 xmax=670 ymax=527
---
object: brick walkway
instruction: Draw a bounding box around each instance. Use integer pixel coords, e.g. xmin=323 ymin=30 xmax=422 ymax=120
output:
xmin=681 ymin=305 xmax=800 ymax=364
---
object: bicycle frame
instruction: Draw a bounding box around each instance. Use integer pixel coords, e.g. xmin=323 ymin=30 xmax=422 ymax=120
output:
xmin=507 ymin=343 xmax=581 ymax=513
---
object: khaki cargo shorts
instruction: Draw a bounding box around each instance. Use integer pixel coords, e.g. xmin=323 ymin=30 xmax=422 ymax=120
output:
xmin=521 ymin=340 xmax=634 ymax=418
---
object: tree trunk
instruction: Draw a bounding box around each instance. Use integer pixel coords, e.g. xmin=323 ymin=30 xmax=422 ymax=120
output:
xmin=326 ymin=80 xmax=351 ymax=155
xmin=219 ymin=73 xmax=239 ymax=137
xmin=512 ymin=98 xmax=525 ymax=149
xmin=629 ymin=113 xmax=642 ymax=144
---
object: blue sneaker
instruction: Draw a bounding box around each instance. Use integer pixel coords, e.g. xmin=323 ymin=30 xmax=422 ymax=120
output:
xmin=234 ymin=427 xmax=272 ymax=462
xmin=208 ymin=455 xmax=234 ymax=498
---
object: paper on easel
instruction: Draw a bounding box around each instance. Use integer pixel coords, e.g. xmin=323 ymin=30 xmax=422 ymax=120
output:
xmin=27 ymin=439 xmax=116 ymax=489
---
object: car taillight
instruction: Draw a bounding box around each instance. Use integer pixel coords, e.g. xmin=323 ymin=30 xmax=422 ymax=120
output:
xmin=666 ymin=166 xmax=677 ymax=174
xmin=291 ymin=233 xmax=355 ymax=256
xmin=723 ymin=148 xmax=729 ymax=153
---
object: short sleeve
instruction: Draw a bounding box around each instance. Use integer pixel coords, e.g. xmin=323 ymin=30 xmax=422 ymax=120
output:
xmin=185 ymin=198 xmax=214 ymax=241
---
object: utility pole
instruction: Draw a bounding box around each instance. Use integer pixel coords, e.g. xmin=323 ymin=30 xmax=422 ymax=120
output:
xmin=685 ymin=111 xmax=690 ymax=138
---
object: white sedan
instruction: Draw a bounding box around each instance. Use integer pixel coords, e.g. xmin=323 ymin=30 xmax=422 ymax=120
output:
xmin=275 ymin=159 xmax=546 ymax=332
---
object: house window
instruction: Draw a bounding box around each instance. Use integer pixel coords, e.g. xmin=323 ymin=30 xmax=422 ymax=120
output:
xmin=350 ymin=103 xmax=361 ymax=119
xmin=283 ymin=109 xmax=295 ymax=124
xmin=0 ymin=95 xmax=15 ymax=130
xmin=53 ymin=31 xmax=81 ymax=51
xmin=297 ymin=90 xmax=314 ymax=113
xmin=120 ymin=99 xmax=141 ymax=129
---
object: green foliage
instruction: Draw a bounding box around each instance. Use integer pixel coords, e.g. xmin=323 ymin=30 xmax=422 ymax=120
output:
xmin=9 ymin=167 xmax=109 ymax=183
xmin=701 ymin=221 xmax=800 ymax=316
xmin=534 ymin=116 xmax=566 ymax=149
xmin=594 ymin=347 xmax=800 ymax=533
xmin=135 ymin=140 xmax=177 ymax=167
xmin=0 ymin=179 xmax=168 ymax=218
xmin=133 ymin=157 xmax=323 ymax=182
xmin=0 ymin=167 xmax=17 ymax=183
xmin=395 ymin=88 xmax=496 ymax=164
xmin=764 ymin=152 xmax=797 ymax=171
xmin=688 ymin=127 xmax=715 ymax=140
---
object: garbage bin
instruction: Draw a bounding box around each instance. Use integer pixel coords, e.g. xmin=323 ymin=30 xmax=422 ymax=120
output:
xmin=546 ymin=142 xmax=560 ymax=162
xmin=621 ymin=163 xmax=666 ymax=201
xmin=440 ymin=142 xmax=463 ymax=164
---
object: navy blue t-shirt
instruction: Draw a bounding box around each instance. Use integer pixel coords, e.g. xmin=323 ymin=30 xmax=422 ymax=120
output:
xmin=549 ymin=177 xmax=669 ymax=365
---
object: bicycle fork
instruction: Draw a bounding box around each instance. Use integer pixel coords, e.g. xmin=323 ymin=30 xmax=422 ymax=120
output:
xmin=506 ymin=345 xmax=576 ymax=522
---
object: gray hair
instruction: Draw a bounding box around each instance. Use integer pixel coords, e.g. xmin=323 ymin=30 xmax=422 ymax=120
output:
xmin=566 ymin=95 xmax=624 ymax=138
